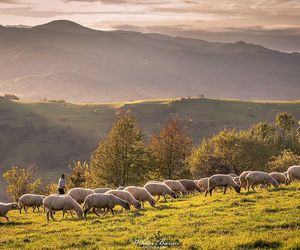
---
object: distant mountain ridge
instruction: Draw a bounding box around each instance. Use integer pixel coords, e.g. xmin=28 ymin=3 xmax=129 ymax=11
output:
xmin=0 ymin=20 xmax=299 ymax=102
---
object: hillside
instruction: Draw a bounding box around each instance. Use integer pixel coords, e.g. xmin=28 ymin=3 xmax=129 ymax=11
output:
xmin=1 ymin=185 xmax=300 ymax=249
xmin=0 ymin=20 xmax=300 ymax=102
xmin=1 ymin=97 xmax=300 ymax=201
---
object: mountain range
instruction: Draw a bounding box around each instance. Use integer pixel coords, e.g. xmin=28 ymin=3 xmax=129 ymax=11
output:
xmin=0 ymin=20 xmax=300 ymax=102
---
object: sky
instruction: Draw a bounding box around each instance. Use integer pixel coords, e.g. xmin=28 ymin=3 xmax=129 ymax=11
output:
xmin=0 ymin=0 xmax=300 ymax=52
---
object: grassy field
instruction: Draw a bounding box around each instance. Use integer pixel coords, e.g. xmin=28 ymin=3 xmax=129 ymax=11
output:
xmin=1 ymin=184 xmax=300 ymax=249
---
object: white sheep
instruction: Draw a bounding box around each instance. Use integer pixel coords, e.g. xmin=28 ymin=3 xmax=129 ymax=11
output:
xmin=82 ymin=193 xmax=130 ymax=219
xmin=232 ymin=176 xmax=240 ymax=186
xmin=287 ymin=165 xmax=300 ymax=183
xmin=18 ymin=194 xmax=46 ymax=213
xmin=43 ymin=194 xmax=83 ymax=221
xmin=245 ymin=171 xmax=279 ymax=192
xmin=144 ymin=182 xmax=176 ymax=202
xmin=67 ymin=188 xmax=95 ymax=204
xmin=205 ymin=174 xmax=241 ymax=196
xmin=239 ymin=171 xmax=252 ymax=189
xmin=163 ymin=180 xmax=187 ymax=196
xmin=124 ymin=186 xmax=156 ymax=208
xmin=94 ymin=188 xmax=112 ymax=194
xmin=105 ymin=190 xmax=141 ymax=209
xmin=269 ymin=172 xmax=287 ymax=185
xmin=0 ymin=202 xmax=19 ymax=222
xmin=178 ymin=179 xmax=201 ymax=194
xmin=196 ymin=178 xmax=209 ymax=192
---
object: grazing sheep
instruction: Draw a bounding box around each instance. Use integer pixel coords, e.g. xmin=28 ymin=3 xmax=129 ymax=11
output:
xmin=269 ymin=172 xmax=287 ymax=185
xmin=43 ymin=194 xmax=83 ymax=222
xmin=196 ymin=178 xmax=209 ymax=192
xmin=83 ymin=193 xmax=130 ymax=219
xmin=163 ymin=180 xmax=187 ymax=196
xmin=228 ymin=173 xmax=238 ymax=178
xmin=18 ymin=194 xmax=46 ymax=213
xmin=144 ymin=182 xmax=176 ymax=202
xmin=0 ymin=202 xmax=19 ymax=222
xmin=287 ymin=166 xmax=300 ymax=183
xmin=245 ymin=171 xmax=279 ymax=192
xmin=124 ymin=186 xmax=156 ymax=208
xmin=239 ymin=171 xmax=252 ymax=189
xmin=205 ymin=174 xmax=241 ymax=196
xmin=105 ymin=190 xmax=141 ymax=209
xmin=94 ymin=188 xmax=112 ymax=194
xmin=67 ymin=188 xmax=95 ymax=204
xmin=178 ymin=179 xmax=201 ymax=194
xmin=232 ymin=177 xmax=240 ymax=186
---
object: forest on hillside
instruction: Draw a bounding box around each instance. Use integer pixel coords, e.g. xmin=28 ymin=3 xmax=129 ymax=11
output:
xmin=3 ymin=110 xmax=300 ymax=200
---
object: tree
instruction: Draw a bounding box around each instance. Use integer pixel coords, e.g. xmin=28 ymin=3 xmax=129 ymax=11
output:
xmin=275 ymin=113 xmax=298 ymax=151
xmin=189 ymin=128 xmax=272 ymax=177
xmin=189 ymin=113 xmax=300 ymax=178
xmin=3 ymin=166 xmax=41 ymax=201
xmin=275 ymin=113 xmax=295 ymax=133
xmin=148 ymin=118 xmax=192 ymax=179
xmin=67 ymin=161 xmax=91 ymax=189
xmin=267 ymin=150 xmax=300 ymax=172
xmin=90 ymin=110 xmax=146 ymax=187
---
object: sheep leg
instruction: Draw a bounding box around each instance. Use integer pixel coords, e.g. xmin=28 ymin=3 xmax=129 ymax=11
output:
xmin=24 ymin=206 xmax=28 ymax=213
xmin=103 ymin=209 xmax=109 ymax=217
xmin=92 ymin=208 xmax=100 ymax=217
xmin=19 ymin=206 xmax=22 ymax=214
xmin=46 ymin=211 xmax=50 ymax=222
xmin=62 ymin=210 xmax=66 ymax=219
xmin=69 ymin=211 xmax=74 ymax=218
xmin=251 ymin=185 xmax=256 ymax=192
xmin=223 ymin=186 xmax=228 ymax=194
xmin=84 ymin=208 xmax=90 ymax=219
xmin=163 ymin=195 xmax=167 ymax=202
xmin=110 ymin=209 xmax=115 ymax=216
xmin=209 ymin=187 xmax=214 ymax=196
xmin=50 ymin=211 xmax=55 ymax=221
xmin=4 ymin=215 xmax=10 ymax=222
xmin=33 ymin=206 xmax=36 ymax=213
xmin=205 ymin=189 xmax=208 ymax=197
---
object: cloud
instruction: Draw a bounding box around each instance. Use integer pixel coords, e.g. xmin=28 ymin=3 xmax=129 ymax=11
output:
xmin=65 ymin=0 xmax=128 ymax=3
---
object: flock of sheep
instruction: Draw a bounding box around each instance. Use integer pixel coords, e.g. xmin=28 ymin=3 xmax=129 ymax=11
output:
xmin=1 ymin=165 xmax=300 ymax=222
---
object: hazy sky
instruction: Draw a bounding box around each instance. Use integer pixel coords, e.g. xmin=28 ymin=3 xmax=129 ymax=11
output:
xmin=1 ymin=0 xmax=300 ymax=51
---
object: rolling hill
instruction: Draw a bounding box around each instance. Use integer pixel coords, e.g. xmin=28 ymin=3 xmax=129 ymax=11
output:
xmin=0 ymin=96 xmax=300 ymax=200
xmin=0 ymin=20 xmax=300 ymax=102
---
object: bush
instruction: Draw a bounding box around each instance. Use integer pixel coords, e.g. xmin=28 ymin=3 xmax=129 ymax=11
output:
xmin=268 ymin=150 xmax=300 ymax=172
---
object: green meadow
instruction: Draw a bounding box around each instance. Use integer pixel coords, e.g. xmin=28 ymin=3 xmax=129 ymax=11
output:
xmin=1 ymin=184 xmax=300 ymax=249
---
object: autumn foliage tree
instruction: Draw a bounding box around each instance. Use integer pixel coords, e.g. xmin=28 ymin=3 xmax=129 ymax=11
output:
xmin=67 ymin=161 xmax=91 ymax=189
xmin=189 ymin=113 xmax=300 ymax=177
xmin=3 ymin=166 xmax=41 ymax=201
xmin=148 ymin=118 xmax=192 ymax=179
xmin=267 ymin=149 xmax=300 ymax=172
xmin=90 ymin=110 xmax=146 ymax=187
